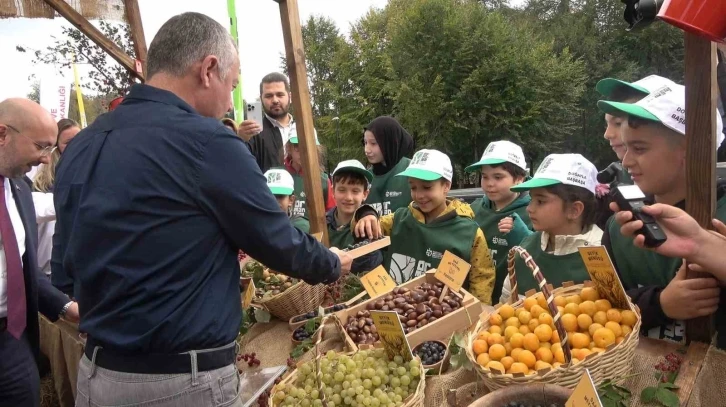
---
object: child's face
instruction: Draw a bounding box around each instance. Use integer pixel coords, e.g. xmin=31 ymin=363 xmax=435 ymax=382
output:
xmin=480 ymin=165 xmax=522 ymax=205
xmin=408 ymin=178 xmax=450 ymax=214
xmin=275 ymin=195 xmax=293 ymax=213
xmin=621 ymin=123 xmax=686 ymax=197
xmin=334 ymin=179 xmax=369 ymax=216
xmin=363 ymin=130 xmax=384 ymax=164
xmin=286 ymin=143 xmax=302 ymax=166
xmin=603 ymin=114 xmax=627 ymax=160
xmin=527 ymin=188 xmax=570 ymax=233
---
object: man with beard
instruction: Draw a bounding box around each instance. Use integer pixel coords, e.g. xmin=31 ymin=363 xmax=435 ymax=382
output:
xmin=238 ymin=72 xmax=296 ymax=172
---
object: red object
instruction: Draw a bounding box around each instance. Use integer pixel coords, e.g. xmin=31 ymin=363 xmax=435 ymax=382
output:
xmin=108 ymin=96 xmax=124 ymax=112
xmin=0 ymin=177 xmax=26 ymax=339
xmin=658 ymin=0 xmax=726 ymax=43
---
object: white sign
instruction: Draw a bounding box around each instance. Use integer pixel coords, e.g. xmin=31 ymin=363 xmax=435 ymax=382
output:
xmin=40 ymin=73 xmax=71 ymax=121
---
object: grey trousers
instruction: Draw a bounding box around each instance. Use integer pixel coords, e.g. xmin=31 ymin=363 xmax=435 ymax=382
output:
xmin=75 ymin=344 xmax=242 ymax=407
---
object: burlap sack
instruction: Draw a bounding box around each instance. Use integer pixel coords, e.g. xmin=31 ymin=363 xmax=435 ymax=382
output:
xmin=686 ymin=345 xmax=726 ymax=407
xmin=423 ymin=367 xmax=481 ymax=407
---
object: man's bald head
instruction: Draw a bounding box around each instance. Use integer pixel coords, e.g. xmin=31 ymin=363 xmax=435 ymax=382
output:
xmin=0 ymin=98 xmax=58 ymax=178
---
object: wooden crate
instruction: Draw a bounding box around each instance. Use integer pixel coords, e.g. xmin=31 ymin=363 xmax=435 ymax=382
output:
xmin=334 ymin=271 xmax=484 ymax=351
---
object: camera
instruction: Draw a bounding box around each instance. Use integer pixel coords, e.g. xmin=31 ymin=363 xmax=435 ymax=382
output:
xmin=597 ymin=162 xmax=625 ymax=185
xmin=622 ymin=0 xmax=664 ymax=31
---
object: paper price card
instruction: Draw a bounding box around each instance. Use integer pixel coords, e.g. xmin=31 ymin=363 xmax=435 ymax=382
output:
xmin=370 ymin=310 xmax=413 ymax=362
xmin=360 ymin=266 xmax=396 ymax=299
xmin=578 ymin=246 xmax=629 ymax=309
xmin=434 ymin=251 xmax=471 ymax=292
xmin=566 ymin=369 xmax=604 ymax=407
xmin=242 ymin=278 xmax=256 ymax=309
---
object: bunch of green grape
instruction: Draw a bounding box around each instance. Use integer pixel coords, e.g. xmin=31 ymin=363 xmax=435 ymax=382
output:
xmin=272 ymin=349 xmax=422 ymax=407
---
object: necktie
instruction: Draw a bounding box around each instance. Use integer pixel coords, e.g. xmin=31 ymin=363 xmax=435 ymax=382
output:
xmin=0 ymin=176 xmax=26 ymax=339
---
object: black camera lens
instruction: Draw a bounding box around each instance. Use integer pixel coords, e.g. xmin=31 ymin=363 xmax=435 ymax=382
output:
xmin=597 ymin=162 xmax=623 ymax=184
xmin=622 ymin=0 xmax=664 ymax=31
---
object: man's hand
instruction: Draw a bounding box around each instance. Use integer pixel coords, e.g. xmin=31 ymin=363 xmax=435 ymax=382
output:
xmin=659 ymin=262 xmax=721 ymax=320
xmin=610 ymin=202 xmax=704 ymax=259
xmin=498 ymin=217 xmax=514 ymax=234
xmin=237 ymin=120 xmax=262 ymax=141
xmin=354 ymin=215 xmax=382 ymax=240
xmin=330 ymin=247 xmax=353 ymax=274
xmin=63 ymin=302 xmax=80 ymax=323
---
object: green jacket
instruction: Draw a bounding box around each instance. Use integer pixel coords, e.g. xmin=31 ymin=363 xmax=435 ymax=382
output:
xmin=365 ymin=158 xmax=411 ymax=216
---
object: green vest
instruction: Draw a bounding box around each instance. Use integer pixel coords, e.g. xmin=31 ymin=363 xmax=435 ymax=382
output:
xmin=472 ymin=194 xmax=532 ymax=303
xmin=383 ymin=207 xmax=479 ymax=284
xmin=513 ymin=232 xmax=592 ymax=295
xmin=291 ymin=172 xmax=330 ymax=219
xmin=608 ymin=195 xmax=726 ymax=343
xmin=366 ymin=158 xmax=412 ymax=216
xmin=328 ymin=221 xmax=354 ymax=249
xmin=291 ymin=216 xmax=310 ymax=233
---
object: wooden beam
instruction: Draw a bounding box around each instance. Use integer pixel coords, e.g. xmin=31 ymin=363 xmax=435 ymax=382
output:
xmin=277 ymin=0 xmax=329 ymax=245
xmin=42 ymin=0 xmax=145 ymax=82
xmin=124 ymin=0 xmax=147 ymax=77
xmin=683 ymin=33 xmax=718 ymax=343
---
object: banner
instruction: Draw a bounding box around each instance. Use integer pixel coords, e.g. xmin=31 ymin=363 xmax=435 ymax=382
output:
xmin=40 ymin=72 xmax=70 ymax=122
xmin=72 ymin=56 xmax=87 ymax=128
xmin=227 ymin=0 xmax=244 ymax=122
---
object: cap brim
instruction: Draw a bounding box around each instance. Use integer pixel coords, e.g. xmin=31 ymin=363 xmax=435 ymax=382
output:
xmin=596 ymin=78 xmax=650 ymax=98
xmin=597 ymin=100 xmax=660 ymax=123
xmin=333 ymin=166 xmax=374 ymax=183
xmin=269 ymin=186 xmax=294 ymax=195
xmin=464 ymin=158 xmax=507 ymax=172
xmin=289 ymin=137 xmax=320 ymax=146
xmin=510 ymin=178 xmax=562 ymax=192
xmin=396 ymin=168 xmax=443 ymax=181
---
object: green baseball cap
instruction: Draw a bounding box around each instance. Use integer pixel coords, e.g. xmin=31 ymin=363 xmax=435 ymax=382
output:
xmin=264 ymin=168 xmax=295 ymax=195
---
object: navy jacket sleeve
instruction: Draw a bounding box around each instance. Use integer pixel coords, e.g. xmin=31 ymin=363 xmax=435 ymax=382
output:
xmin=196 ymin=128 xmax=340 ymax=285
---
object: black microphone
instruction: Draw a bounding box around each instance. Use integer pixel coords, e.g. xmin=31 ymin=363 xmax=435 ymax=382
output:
xmin=597 ymin=162 xmax=625 ymax=184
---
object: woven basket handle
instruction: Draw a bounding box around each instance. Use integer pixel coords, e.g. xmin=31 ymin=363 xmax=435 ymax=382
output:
xmin=507 ymin=246 xmax=572 ymax=365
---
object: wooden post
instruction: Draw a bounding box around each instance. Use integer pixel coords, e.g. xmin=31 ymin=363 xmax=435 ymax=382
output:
xmin=124 ymin=0 xmax=147 ymax=77
xmin=277 ymin=0 xmax=329 ymax=245
xmin=683 ymin=33 xmax=718 ymax=343
xmin=41 ymin=0 xmax=145 ymax=82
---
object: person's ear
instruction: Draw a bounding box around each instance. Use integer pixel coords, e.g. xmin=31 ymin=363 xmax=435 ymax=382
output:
xmin=568 ymin=201 xmax=585 ymax=222
xmin=199 ymin=55 xmax=220 ymax=88
xmin=443 ymin=180 xmax=452 ymax=194
xmin=0 ymin=125 xmax=8 ymax=145
xmin=362 ymin=188 xmax=370 ymax=200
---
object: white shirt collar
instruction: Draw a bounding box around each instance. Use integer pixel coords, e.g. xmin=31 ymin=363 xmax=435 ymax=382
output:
xmin=539 ymin=225 xmax=603 ymax=255
xmin=265 ymin=113 xmax=294 ymax=129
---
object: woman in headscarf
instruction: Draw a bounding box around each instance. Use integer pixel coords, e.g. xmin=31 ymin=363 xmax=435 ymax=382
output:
xmin=363 ymin=116 xmax=415 ymax=215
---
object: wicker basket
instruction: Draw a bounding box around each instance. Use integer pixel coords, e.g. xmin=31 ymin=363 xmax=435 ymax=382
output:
xmin=255 ymin=278 xmax=327 ymax=321
xmin=268 ymin=349 xmax=426 ymax=407
xmin=466 ymin=246 xmax=641 ymax=390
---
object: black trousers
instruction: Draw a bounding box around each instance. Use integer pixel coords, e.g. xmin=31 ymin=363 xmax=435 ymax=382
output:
xmin=0 ymin=330 xmax=39 ymax=407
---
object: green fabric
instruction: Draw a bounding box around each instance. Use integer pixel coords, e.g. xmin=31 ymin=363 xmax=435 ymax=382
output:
xmin=291 ymin=215 xmax=310 ymax=233
xmin=366 ymin=158 xmax=412 ymax=216
xmin=291 ymin=172 xmax=330 ymax=219
xmin=328 ymin=219 xmax=354 ymax=249
xmin=383 ymin=206 xmax=479 ymax=284
xmin=471 ymin=193 xmax=532 ymax=303
xmin=513 ymin=232 xmax=592 ymax=296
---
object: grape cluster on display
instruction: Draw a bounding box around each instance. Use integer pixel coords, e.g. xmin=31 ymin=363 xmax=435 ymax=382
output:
xmin=272 ymin=349 xmax=421 ymax=407
xmin=344 ymin=236 xmax=384 ymax=251
xmin=414 ymin=341 xmax=445 ymax=366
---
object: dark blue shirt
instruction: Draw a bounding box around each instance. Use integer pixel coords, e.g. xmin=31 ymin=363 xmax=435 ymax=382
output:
xmin=51 ymin=84 xmax=340 ymax=354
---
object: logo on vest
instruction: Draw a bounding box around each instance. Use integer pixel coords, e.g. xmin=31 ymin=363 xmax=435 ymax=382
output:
xmin=492 ymin=236 xmax=508 ymax=246
xmin=300 ymin=191 xmax=306 ymax=198
xmin=389 ymin=253 xmax=418 ymax=284
xmin=385 ymin=191 xmax=402 ymax=198
xmin=425 ymin=248 xmax=443 ymax=260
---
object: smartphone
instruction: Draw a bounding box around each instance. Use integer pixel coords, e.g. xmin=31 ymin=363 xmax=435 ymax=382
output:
xmin=246 ymin=101 xmax=264 ymax=127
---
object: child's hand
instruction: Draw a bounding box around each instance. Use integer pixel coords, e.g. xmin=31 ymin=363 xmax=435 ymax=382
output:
xmin=659 ymin=261 xmax=721 ymax=320
xmin=355 ymin=214 xmax=382 ymax=240
xmin=498 ymin=217 xmax=514 ymax=234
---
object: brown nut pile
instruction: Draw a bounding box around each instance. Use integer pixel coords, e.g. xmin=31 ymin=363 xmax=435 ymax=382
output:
xmin=344 ymin=281 xmax=463 ymax=344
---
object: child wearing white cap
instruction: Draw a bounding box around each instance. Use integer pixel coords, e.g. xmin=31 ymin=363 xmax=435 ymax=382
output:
xmin=498 ymin=153 xmax=603 ymax=304
xmin=264 ymin=168 xmax=310 ymax=233
xmin=465 ymin=140 xmax=532 ymax=303
xmin=284 ymin=126 xmax=336 ymax=219
xmin=353 ymin=149 xmax=496 ymax=304
xmin=598 ymin=83 xmax=726 ymax=345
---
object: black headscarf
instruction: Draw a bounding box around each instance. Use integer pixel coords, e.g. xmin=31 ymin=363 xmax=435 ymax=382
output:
xmin=364 ymin=116 xmax=415 ymax=176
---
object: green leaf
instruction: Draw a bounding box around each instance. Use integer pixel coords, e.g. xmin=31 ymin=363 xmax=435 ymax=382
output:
xmin=659 ymin=382 xmax=679 ymax=390
xmin=613 ymin=385 xmax=631 ymax=396
xmin=253 ymin=308 xmax=271 ymax=323
xmin=655 ymin=388 xmax=679 ymax=407
xmin=641 ymin=387 xmax=658 ymax=403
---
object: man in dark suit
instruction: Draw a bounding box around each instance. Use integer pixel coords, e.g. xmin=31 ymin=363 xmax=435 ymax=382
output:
xmin=0 ymin=98 xmax=78 ymax=407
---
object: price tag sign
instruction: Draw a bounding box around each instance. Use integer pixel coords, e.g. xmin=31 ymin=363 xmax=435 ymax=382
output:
xmin=360 ymin=266 xmax=396 ymax=299
xmin=566 ymin=369 xmax=604 ymax=407
xmin=242 ymin=278 xmax=256 ymax=309
xmin=578 ymin=246 xmax=629 ymax=309
xmin=434 ymin=251 xmax=471 ymax=292
xmin=370 ymin=310 xmax=413 ymax=362
xmin=312 ymin=232 xmax=324 ymax=242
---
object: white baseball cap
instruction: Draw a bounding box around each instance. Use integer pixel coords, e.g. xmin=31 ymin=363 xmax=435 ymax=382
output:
xmin=289 ymin=124 xmax=320 ymax=145
xmin=596 ymin=75 xmax=674 ymax=99
xmin=511 ymin=153 xmax=598 ymax=194
xmin=332 ymin=159 xmax=374 ymax=184
xmin=264 ymin=168 xmax=295 ymax=195
xmin=598 ymin=84 xmax=724 ymax=144
xmin=397 ymin=149 xmax=453 ymax=182
xmin=465 ymin=140 xmax=527 ymax=172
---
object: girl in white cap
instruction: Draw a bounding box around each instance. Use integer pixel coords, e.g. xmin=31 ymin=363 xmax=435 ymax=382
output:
xmin=353 ymin=149 xmax=496 ymax=305
xmin=499 ymin=153 xmax=603 ymax=304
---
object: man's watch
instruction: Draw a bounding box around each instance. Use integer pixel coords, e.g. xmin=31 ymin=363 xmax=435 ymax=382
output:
xmin=59 ymin=301 xmax=73 ymax=319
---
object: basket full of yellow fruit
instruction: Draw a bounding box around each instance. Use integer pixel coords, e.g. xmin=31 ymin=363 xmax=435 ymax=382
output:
xmin=465 ymin=246 xmax=641 ymax=390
